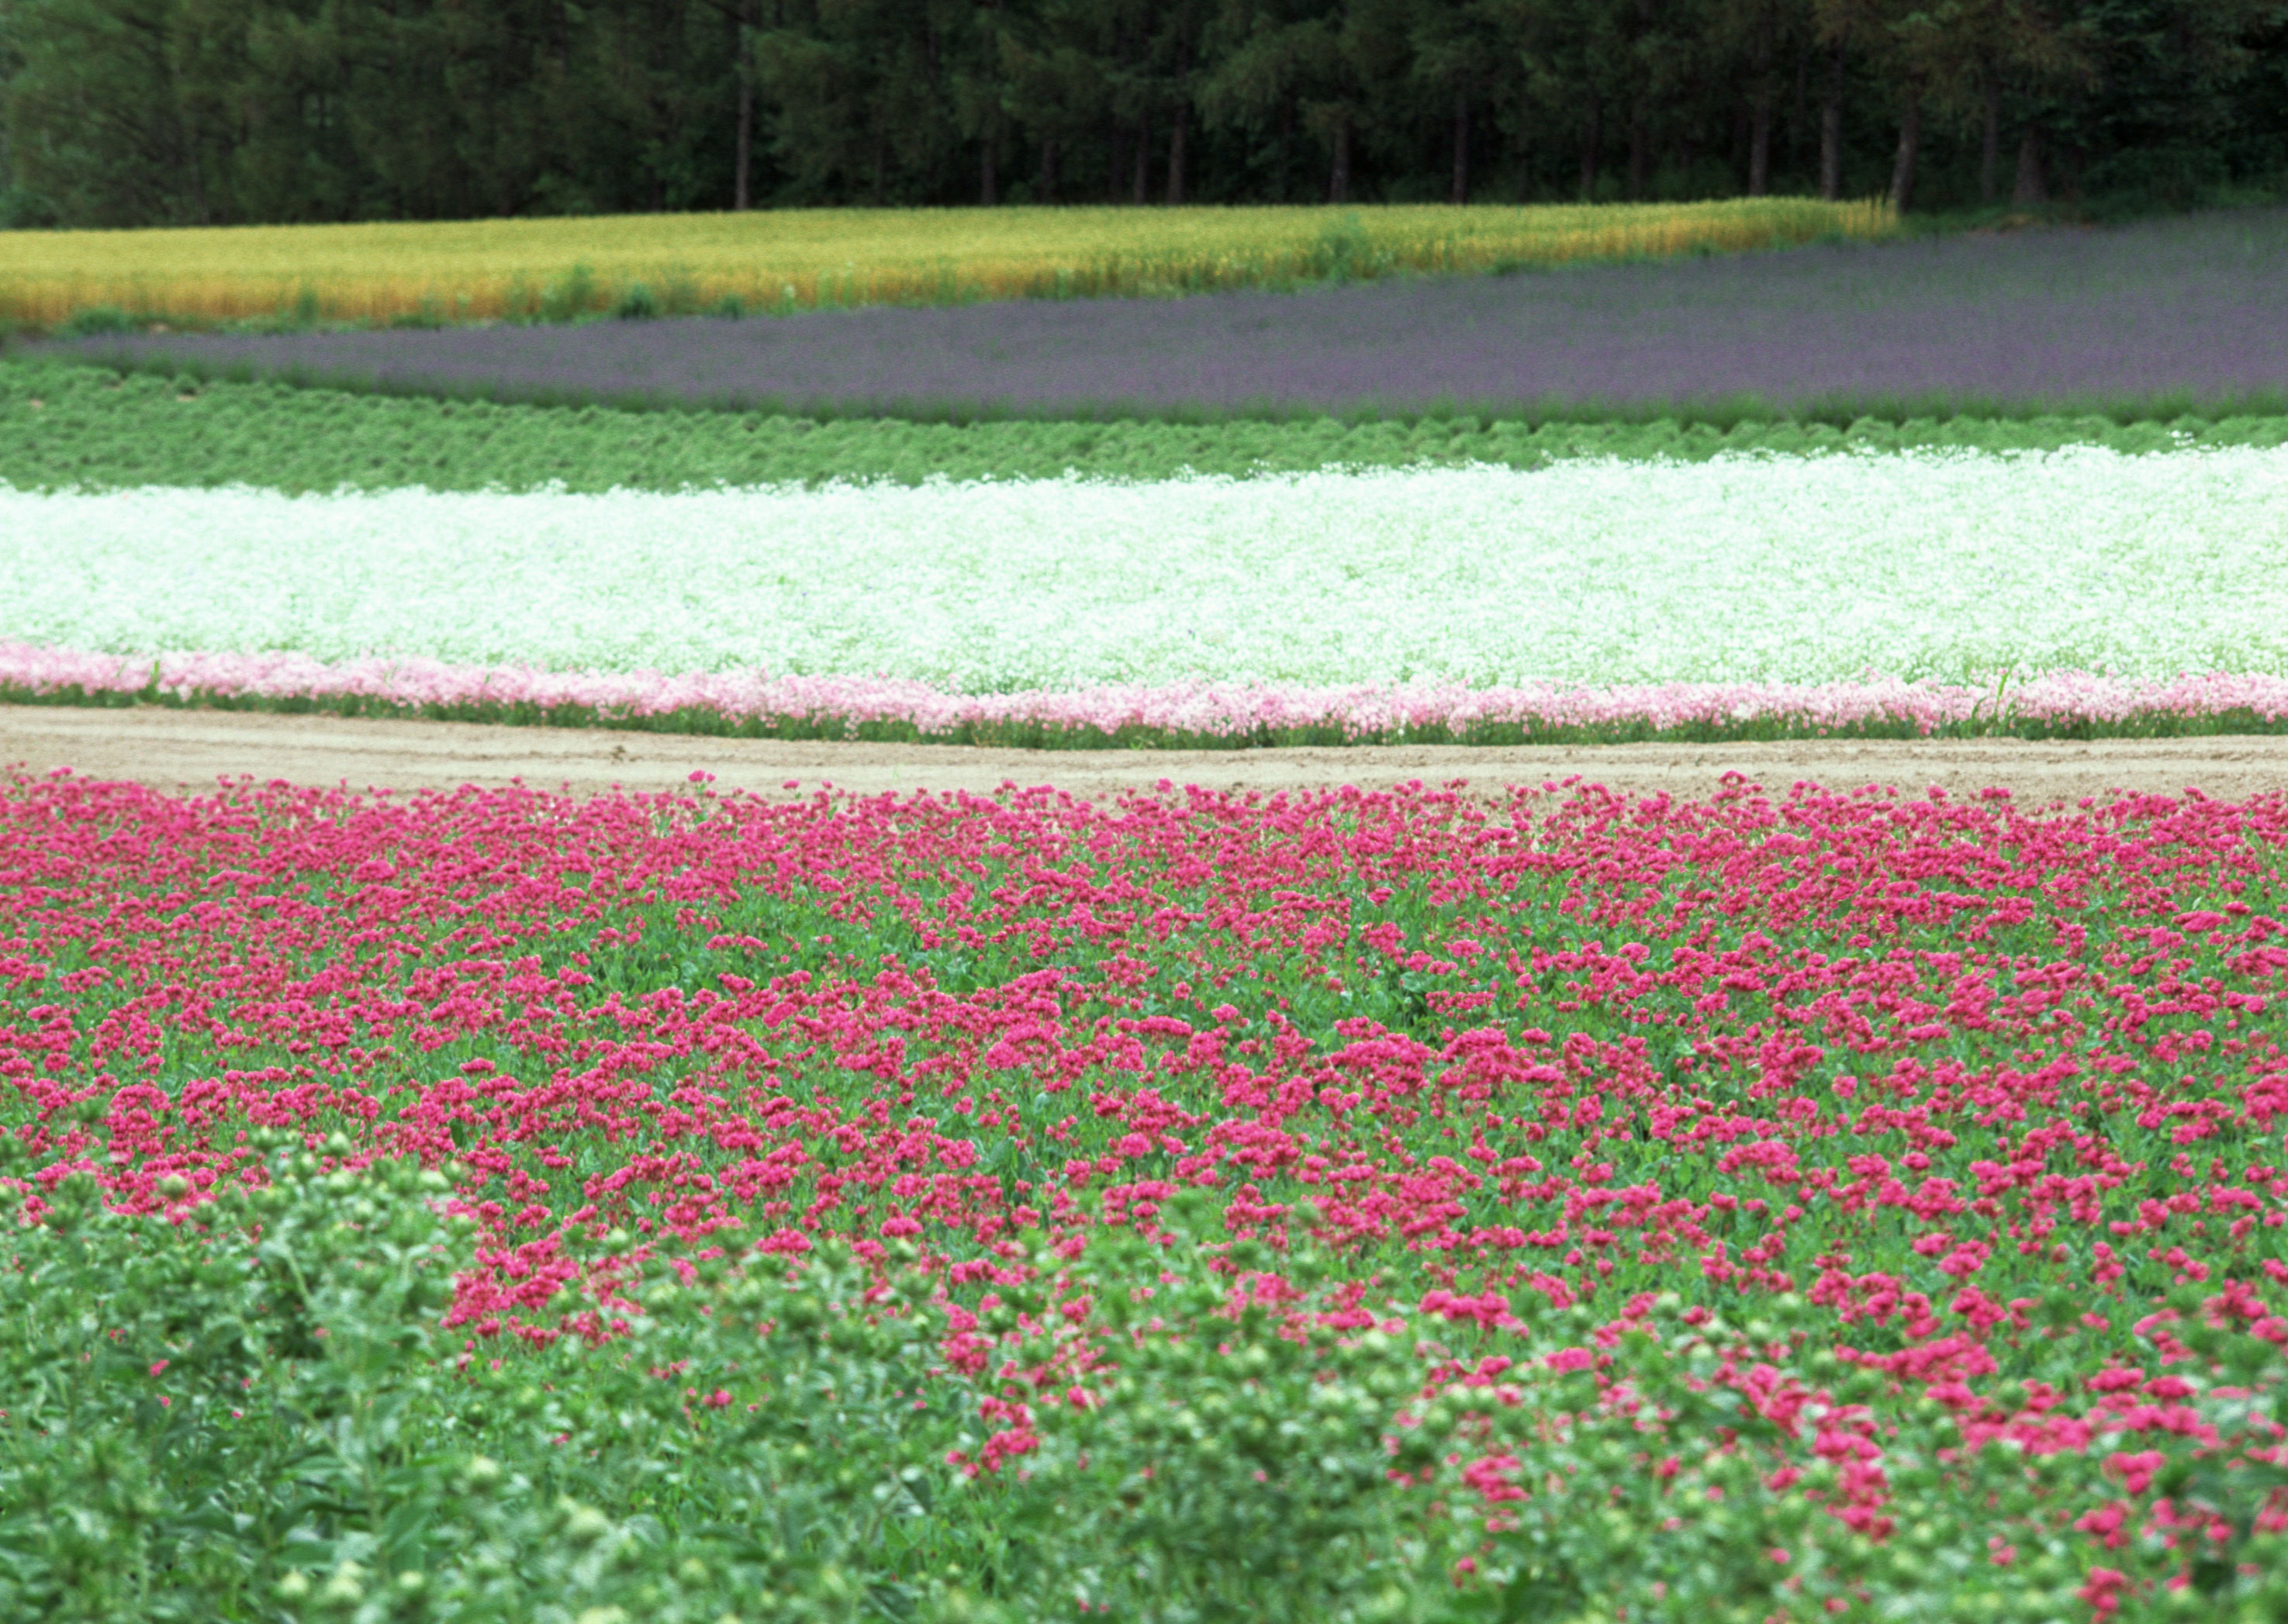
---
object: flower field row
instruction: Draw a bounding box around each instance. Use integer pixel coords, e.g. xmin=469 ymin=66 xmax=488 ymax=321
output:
xmin=13 ymin=641 xmax=2288 ymax=748
xmin=38 ymin=208 xmax=2286 ymax=423
xmin=1 ymin=197 xmax=1888 ymax=329
xmin=14 ymin=361 xmax=2283 ymax=498
xmin=5 ymin=449 xmax=2283 ymax=695
xmin=4 ymin=772 xmax=2286 ymax=1621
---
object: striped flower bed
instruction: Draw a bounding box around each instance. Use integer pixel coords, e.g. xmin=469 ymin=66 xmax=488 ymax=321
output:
xmin=8 ymin=444 xmax=2288 ymax=745
xmin=5 ymin=447 xmax=2286 ymax=689
xmin=10 ymin=642 xmax=2288 ymax=746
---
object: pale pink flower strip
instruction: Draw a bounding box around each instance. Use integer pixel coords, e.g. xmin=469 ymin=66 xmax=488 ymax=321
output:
xmin=5 ymin=641 xmax=2288 ymax=738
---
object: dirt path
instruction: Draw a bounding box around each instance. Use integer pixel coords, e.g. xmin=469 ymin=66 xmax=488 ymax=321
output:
xmin=5 ymin=706 xmax=2287 ymax=805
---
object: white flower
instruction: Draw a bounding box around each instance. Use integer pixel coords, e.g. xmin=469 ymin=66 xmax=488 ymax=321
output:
xmin=3 ymin=445 xmax=2283 ymax=689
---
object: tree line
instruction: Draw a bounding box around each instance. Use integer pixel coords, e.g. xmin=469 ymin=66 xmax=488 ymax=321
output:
xmin=0 ymin=0 xmax=2281 ymax=230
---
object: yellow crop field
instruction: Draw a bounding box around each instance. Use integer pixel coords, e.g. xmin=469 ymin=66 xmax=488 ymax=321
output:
xmin=0 ymin=198 xmax=1893 ymax=329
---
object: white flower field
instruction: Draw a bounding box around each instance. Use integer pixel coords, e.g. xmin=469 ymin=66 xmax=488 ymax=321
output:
xmin=8 ymin=444 xmax=2285 ymax=693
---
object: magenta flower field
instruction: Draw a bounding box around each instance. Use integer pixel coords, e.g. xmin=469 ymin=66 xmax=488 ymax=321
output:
xmin=5 ymin=769 xmax=2285 ymax=1619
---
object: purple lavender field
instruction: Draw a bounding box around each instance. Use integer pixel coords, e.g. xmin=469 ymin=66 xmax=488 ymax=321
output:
xmin=42 ymin=207 xmax=2288 ymax=417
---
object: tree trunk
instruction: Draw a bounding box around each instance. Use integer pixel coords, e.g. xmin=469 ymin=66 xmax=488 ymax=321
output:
xmin=1792 ymin=50 xmax=1808 ymax=168
xmin=980 ymin=133 xmax=997 ymax=206
xmin=1450 ymin=93 xmax=1469 ymax=203
xmin=1132 ymin=109 xmax=1150 ymax=203
xmin=1277 ymin=92 xmax=1297 ymax=202
xmin=1038 ymin=136 xmax=1058 ymax=202
xmin=1819 ymin=39 xmax=1843 ymax=201
xmin=1329 ymin=110 xmax=1351 ymax=202
xmin=1745 ymin=24 xmax=1771 ymax=198
xmin=185 ymin=105 xmax=209 ymax=224
xmin=732 ymin=5 xmax=755 ymax=209
xmin=734 ymin=78 xmax=754 ymax=209
xmin=1580 ymin=88 xmax=1601 ymax=199
xmin=1166 ymin=36 xmax=1190 ymax=204
xmin=1108 ymin=117 xmax=1126 ymax=202
xmin=1979 ymin=81 xmax=2000 ymax=204
xmin=1887 ymin=93 xmax=1920 ymax=213
xmin=2013 ymin=122 xmax=2047 ymax=206
xmin=1626 ymin=113 xmax=1647 ymax=199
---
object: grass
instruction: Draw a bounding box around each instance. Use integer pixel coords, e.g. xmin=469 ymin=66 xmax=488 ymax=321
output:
xmin=0 ymin=198 xmax=1893 ymax=330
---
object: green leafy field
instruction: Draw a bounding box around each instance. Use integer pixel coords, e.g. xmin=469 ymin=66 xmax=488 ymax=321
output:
xmin=5 ymin=361 xmax=2285 ymax=493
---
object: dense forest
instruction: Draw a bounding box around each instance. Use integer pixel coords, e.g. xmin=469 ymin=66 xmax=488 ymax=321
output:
xmin=0 ymin=0 xmax=2281 ymax=229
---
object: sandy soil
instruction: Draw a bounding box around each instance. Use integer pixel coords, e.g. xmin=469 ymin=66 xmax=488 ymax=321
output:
xmin=5 ymin=706 xmax=2287 ymax=805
